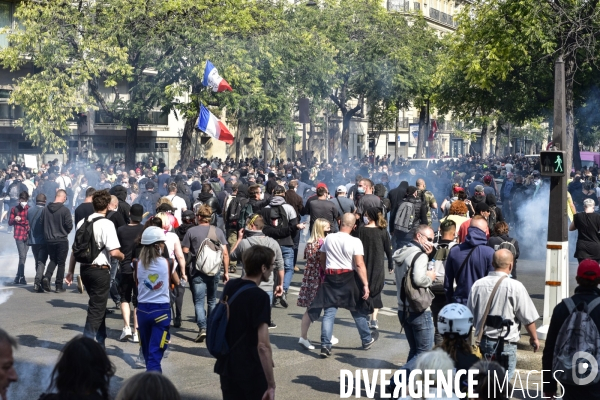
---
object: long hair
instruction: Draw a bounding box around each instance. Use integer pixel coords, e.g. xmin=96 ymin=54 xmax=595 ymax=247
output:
xmin=365 ymin=207 xmax=387 ymax=229
xmin=308 ymin=218 xmax=330 ymax=244
xmin=435 ymin=335 xmax=473 ymax=363
xmin=155 ymin=212 xmax=173 ymax=232
xmin=47 ymin=336 xmax=115 ymax=400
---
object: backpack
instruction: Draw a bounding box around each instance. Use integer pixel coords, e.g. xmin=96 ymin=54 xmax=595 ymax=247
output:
xmin=553 ymin=297 xmax=600 ymax=386
xmin=210 ymin=181 xmax=222 ymax=193
xmin=268 ymin=205 xmax=289 ymax=228
xmin=502 ymin=180 xmax=514 ymax=200
xmin=206 ymin=283 xmax=256 ymax=358
xmin=72 ymin=216 xmax=105 ymax=264
xmin=75 ymin=185 xmax=88 ymax=207
xmin=431 ymin=242 xmax=456 ymax=293
xmin=400 ymin=252 xmax=434 ymax=313
xmin=138 ymin=192 xmax=156 ymax=217
xmin=193 ymin=225 xmax=223 ymax=276
xmin=494 ymin=238 xmax=517 ymax=259
xmin=488 ymin=206 xmax=498 ymax=230
xmin=226 ymin=197 xmax=252 ymax=229
xmin=394 ymin=201 xmax=416 ymax=232
xmin=8 ymin=182 xmax=19 ymax=201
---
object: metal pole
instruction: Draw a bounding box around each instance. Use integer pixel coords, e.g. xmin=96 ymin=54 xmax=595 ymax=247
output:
xmin=324 ymin=112 xmax=329 ymax=163
xmin=263 ymin=127 xmax=268 ymax=171
xmin=302 ymin=122 xmax=307 ymax=165
xmin=538 ymin=56 xmax=569 ymax=340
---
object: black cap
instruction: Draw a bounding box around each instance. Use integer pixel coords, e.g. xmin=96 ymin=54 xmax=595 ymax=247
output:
xmin=130 ymin=204 xmax=144 ymax=222
xmin=145 ymin=180 xmax=155 ymax=189
xmin=182 ymin=210 xmax=195 ymax=221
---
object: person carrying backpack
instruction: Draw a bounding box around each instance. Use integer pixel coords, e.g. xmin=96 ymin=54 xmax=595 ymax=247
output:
xmin=467 ymin=249 xmax=539 ymax=381
xmin=392 ymin=186 xmax=428 ymax=251
xmin=224 ymin=183 xmax=252 ymax=273
xmin=486 ymin=221 xmax=520 ymax=278
xmin=212 ymin=245 xmax=276 ymax=400
xmin=543 ymin=259 xmax=600 ymax=400
xmin=431 ymin=219 xmax=457 ymax=345
xmin=134 ymin=180 xmax=160 ymax=221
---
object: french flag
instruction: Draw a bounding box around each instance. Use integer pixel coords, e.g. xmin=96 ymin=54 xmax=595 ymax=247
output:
xmin=197 ymin=104 xmax=234 ymax=144
xmin=202 ymin=60 xmax=233 ymax=92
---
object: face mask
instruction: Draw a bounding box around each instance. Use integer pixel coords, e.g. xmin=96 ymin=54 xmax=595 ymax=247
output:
xmin=259 ymin=193 xmax=264 ymax=200
xmin=357 ymin=187 xmax=365 ymax=194
xmin=363 ymin=216 xmax=369 ymax=224
xmin=20 ymin=202 xmax=27 ymax=207
xmin=287 ymin=174 xmax=291 ymax=178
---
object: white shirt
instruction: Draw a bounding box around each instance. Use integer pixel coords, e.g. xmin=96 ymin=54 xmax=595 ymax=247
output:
xmin=165 ymin=231 xmax=181 ymax=268
xmin=167 ymin=194 xmax=187 ymax=224
xmin=76 ymin=213 xmax=121 ymax=266
xmin=137 ymin=257 xmax=171 ymax=304
xmin=319 ymin=231 xmax=364 ymax=270
xmin=56 ymin=175 xmax=72 ymax=190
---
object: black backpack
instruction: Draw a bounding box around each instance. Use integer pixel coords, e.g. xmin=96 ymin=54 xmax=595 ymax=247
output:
xmin=139 ymin=192 xmax=156 ymax=217
xmin=488 ymin=206 xmax=498 ymax=230
xmin=226 ymin=197 xmax=252 ymax=229
xmin=72 ymin=216 xmax=105 ymax=264
xmin=268 ymin=205 xmax=288 ymax=228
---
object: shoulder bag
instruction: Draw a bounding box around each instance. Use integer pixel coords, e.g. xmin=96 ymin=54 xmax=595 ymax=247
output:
xmin=472 ymin=275 xmax=508 ymax=358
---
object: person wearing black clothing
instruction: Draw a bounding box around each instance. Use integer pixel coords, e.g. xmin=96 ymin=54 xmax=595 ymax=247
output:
xmin=248 ymin=184 xmax=270 ymax=213
xmin=110 ymin=185 xmax=131 ymax=224
xmin=175 ymin=210 xmax=196 ymax=242
xmin=487 ymin=221 xmax=520 ymax=278
xmin=570 ymin=198 xmax=600 ymax=263
xmin=117 ymin=204 xmax=145 ymax=343
xmin=194 ymin=184 xmax=221 ymax=226
xmin=388 ymin=181 xmax=409 ymax=235
xmin=543 ymin=260 xmax=600 ymax=400
xmin=214 ymin=245 xmax=275 ymax=400
xmin=74 ymin=187 xmax=96 ymax=226
xmin=392 ymin=186 xmax=428 ymax=250
xmin=28 ymin=193 xmax=48 ymax=293
xmin=40 ymin=189 xmax=73 ymax=292
xmin=305 ymin=186 xmax=339 ymax=234
xmin=285 ymin=180 xmax=305 ymax=271
xmin=42 ymin=174 xmax=59 ymax=204
xmin=107 ymin=195 xmax=126 ymax=308
xmin=431 ymin=219 xmax=457 ymax=344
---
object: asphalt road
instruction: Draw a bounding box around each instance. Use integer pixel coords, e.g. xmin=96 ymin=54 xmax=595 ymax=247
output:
xmin=0 ymin=230 xmax=579 ymax=400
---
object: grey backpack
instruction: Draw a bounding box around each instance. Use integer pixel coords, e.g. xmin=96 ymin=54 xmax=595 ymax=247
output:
xmin=553 ymin=297 xmax=600 ymax=385
xmin=400 ymin=252 xmax=434 ymax=313
xmin=394 ymin=201 xmax=415 ymax=232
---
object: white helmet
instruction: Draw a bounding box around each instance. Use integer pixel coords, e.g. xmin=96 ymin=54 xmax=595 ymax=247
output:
xmin=141 ymin=226 xmax=167 ymax=245
xmin=437 ymin=303 xmax=474 ymax=337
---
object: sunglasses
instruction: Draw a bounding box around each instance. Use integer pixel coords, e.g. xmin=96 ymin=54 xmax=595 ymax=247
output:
xmin=420 ymin=233 xmax=434 ymax=242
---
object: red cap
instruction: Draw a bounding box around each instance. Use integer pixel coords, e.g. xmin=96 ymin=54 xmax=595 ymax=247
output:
xmin=453 ymin=186 xmax=464 ymax=193
xmin=316 ymin=182 xmax=328 ymax=190
xmin=483 ymin=175 xmax=493 ymax=184
xmin=577 ymin=259 xmax=600 ymax=280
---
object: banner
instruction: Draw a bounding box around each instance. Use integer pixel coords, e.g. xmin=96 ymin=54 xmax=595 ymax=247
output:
xmin=409 ymin=123 xmax=419 ymax=147
xmin=24 ymin=155 xmax=37 ymax=169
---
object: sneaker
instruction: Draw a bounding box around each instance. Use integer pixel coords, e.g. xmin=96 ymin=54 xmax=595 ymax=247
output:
xmin=135 ymin=347 xmax=145 ymax=368
xmin=163 ymin=344 xmax=171 ymax=359
xmin=120 ymin=326 xmax=132 ymax=342
xmin=115 ymin=301 xmax=122 ymax=309
xmin=320 ymin=347 xmax=331 ymax=358
xmin=77 ymin=275 xmax=83 ymax=293
xmin=194 ymin=328 xmax=206 ymax=343
xmin=41 ymin=277 xmax=50 ymax=292
xmin=33 ymin=283 xmax=41 ymax=292
xmin=363 ymin=330 xmax=380 ymax=350
xmin=298 ymin=337 xmax=314 ymax=350
xmin=229 ymin=266 xmax=236 ymax=273
xmin=18 ymin=276 xmax=27 ymax=285
xmin=279 ymin=292 xmax=288 ymax=308
xmin=370 ymin=320 xmax=379 ymax=330
xmin=272 ymin=297 xmax=280 ymax=307
xmin=268 ymin=320 xmax=277 ymax=329
xmin=173 ymin=316 xmax=181 ymax=328
xmin=331 ymin=335 xmax=339 ymax=345
xmin=132 ymin=331 xmax=139 ymax=343
xmin=55 ymin=284 xmax=66 ymax=293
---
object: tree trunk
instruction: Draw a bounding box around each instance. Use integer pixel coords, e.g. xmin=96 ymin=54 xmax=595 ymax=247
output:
xmin=180 ymin=115 xmax=197 ymax=171
xmin=341 ymin=111 xmax=352 ymax=161
xmin=308 ymin=121 xmax=316 ymax=161
xmin=565 ymin=55 xmax=576 ymax=174
xmin=480 ymin=122 xmax=489 ymax=158
xmin=394 ymin=101 xmax=400 ymax=165
xmin=417 ymin=106 xmax=426 ymax=159
xmin=125 ymin=117 xmax=139 ymax=170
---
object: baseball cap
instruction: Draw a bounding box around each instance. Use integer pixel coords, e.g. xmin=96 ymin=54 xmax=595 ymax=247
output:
xmin=475 ymin=185 xmax=485 ymax=193
xmin=483 ymin=175 xmax=493 ymax=184
xmin=156 ymin=203 xmax=175 ymax=213
xmin=336 ymin=185 xmax=347 ymax=193
xmin=129 ymin=204 xmax=144 ymax=222
xmin=182 ymin=210 xmax=195 ymax=221
xmin=577 ymin=259 xmax=600 ymax=280
xmin=316 ymin=182 xmax=328 ymax=190
xmin=453 ymin=186 xmax=464 ymax=193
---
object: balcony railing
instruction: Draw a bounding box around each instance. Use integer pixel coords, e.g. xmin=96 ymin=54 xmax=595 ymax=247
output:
xmin=95 ymin=110 xmax=168 ymax=126
xmin=428 ymin=7 xmax=456 ymax=27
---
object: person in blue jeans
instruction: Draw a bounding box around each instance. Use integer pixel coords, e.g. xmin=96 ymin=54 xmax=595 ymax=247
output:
xmin=135 ymin=226 xmax=181 ymax=373
xmin=182 ymin=204 xmax=230 ymax=343
xmin=308 ymin=213 xmax=379 ymax=357
xmin=259 ymin=185 xmax=304 ymax=308
xmin=393 ymin=225 xmax=437 ymax=365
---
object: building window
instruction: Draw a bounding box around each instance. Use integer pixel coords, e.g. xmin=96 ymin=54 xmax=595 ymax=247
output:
xmin=68 ymin=141 xmax=78 ymax=148
xmin=0 ymin=2 xmax=14 ymax=49
xmin=18 ymin=141 xmax=38 ymax=150
xmin=413 ymin=2 xmax=420 ymax=11
xmin=136 ymin=142 xmax=150 ymax=149
xmin=93 ymin=142 xmax=109 ymax=149
xmin=387 ymin=0 xmax=402 ymax=12
xmin=0 ymin=141 xmax=10 ymax=150
xmin=114 ymin=142 xmax=125 ymax=149
xmin=155 ymin=142 xmax=168 ymax=150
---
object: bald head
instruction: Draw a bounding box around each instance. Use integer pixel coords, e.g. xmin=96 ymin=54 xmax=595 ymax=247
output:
xmin=416 ymin=179 xmax=425 ymax=189
xmin=470 ymin=215 xmax=488 ymax=233
xmin=493 ymin=249 xmax=514 ymax=271
xmin=340 ymin=213 xmax=357 ymax=230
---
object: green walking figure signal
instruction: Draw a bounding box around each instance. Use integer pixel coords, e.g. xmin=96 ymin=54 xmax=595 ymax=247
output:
xmin=540 ymin=151 xmax=566 ymax=177
xmin=554 ymin=154 xmax=563 ymax=172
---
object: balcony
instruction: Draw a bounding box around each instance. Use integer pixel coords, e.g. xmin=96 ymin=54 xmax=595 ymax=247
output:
xmin=95 ymin=110 xmax=168 ymax=126
xmin=0 ymin=96 xmax=23 ymax=127
xmin=428 ymin=7 xmax=457 ymax=27
xmin=0 ymin=1 xmax=16 ymax=49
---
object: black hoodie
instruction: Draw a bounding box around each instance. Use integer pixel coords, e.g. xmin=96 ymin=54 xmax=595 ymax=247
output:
xmin=110 ymin=185 xmax=130 ymax=224
xmin=40 ymin=202 xmax=73 ymax=242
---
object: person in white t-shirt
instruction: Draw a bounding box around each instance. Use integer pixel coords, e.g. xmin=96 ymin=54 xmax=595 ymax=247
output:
xmin=165 ymin=182 xmax=187 ymax=224
xmin=65 ymin=189 xmax=124 ymax=348
xmin=135 ymin=226 xmax=180 ymax=373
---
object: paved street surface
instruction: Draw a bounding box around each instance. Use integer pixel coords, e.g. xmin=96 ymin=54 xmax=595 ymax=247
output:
xmin=0 ymin=232 xmax=578 ymax=400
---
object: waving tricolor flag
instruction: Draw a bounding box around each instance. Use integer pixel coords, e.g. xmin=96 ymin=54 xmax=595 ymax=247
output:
xmin=197 ymin=104 xmax=234 ymax=144
xmin=202 ymin=60 xmax=233 ymax=92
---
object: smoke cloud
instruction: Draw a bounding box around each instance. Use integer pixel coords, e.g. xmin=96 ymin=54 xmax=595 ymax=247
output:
xmin=513 ymin=183 xmax=550 ymax=259
xmin=0 ymin=277 xmax=13 ymax=305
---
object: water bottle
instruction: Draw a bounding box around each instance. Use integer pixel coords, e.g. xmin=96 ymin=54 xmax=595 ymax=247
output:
xmin=180 ymin=278 xmax=188 ymax=288
xmin=427 ymin=260 xmax=435 ymax=271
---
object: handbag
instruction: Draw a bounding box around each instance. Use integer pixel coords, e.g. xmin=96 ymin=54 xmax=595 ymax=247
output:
xmin=472 ymin=275 xmax=508 ymax=358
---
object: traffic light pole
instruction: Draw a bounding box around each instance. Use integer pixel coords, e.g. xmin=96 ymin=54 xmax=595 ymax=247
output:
xmin=538 ymin=56 xmax=570 ymax=340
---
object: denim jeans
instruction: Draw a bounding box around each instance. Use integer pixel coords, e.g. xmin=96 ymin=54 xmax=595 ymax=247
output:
xmin=479 ymin=337 xmax=518 ymax=381
xmin=281 ymin=245 xmax=294 ymax=293
xmin=109 ymin=258 xmax=121 ymax=304
xmin=190 ymin=271 xmax=220 ymax=329
xmin=321 ymin=306 xmax=372 ymax=349
xmin=398 ymin=309 xmax=434 ymax=363
xmin=15 ymin=239 xmax=29 ymax=277
xmin=80 ymin=265 xmax=111 ymax=345
xmin=393 ymin=231 xmax=411 ymax=252
xmin=32 ymin=244 xmax=49 ymax=285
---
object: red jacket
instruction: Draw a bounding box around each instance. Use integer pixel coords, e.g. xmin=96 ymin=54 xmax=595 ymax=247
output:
xmin=9 ymin=204 xmax=29 ymax=241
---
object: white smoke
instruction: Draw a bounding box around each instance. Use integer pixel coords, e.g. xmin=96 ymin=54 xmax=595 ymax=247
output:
xmin=0 ymin=277 xmax=13 ymax=305
xmin=513 ymin=183 xmax=550 ymax=259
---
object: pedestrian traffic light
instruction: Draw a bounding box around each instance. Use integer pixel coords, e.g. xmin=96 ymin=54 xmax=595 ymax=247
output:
xmin=540 ymin=151 xmax=566 ymax=176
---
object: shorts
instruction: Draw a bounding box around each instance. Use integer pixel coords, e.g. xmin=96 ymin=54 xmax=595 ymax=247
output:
xmin=118 ymin=273 xmax=138 ymax=306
